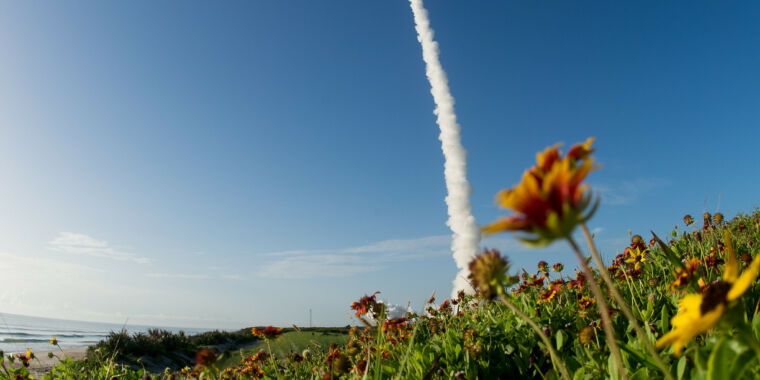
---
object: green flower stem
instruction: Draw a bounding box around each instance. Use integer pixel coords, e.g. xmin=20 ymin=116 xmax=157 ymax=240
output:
xmin=498 ymin=293 xmax=572 ymax=380
xmin=567 ymin=236 xmax=628 ymax=380
xmin=580 ymin=223 xmax=675 ymax=380
xmin=265 ymin=339 xmax=278 ymax=375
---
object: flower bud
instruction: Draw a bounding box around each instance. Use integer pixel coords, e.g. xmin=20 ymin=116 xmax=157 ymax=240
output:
xmin=703 ymin=212 xmax=712 ymax=229
xmin=579 ymin=327 xmax=594 ymax=345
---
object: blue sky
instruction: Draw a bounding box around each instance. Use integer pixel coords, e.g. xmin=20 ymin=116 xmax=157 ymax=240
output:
xmin=0 ymin=1 xmax=759 ymax=328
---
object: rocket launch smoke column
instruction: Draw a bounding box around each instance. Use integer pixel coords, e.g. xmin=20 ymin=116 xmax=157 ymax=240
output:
xmin=409 ymin=0 xmax=480 ymax=296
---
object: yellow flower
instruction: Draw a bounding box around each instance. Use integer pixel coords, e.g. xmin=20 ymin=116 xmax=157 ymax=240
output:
xmin=483 ymin=138 xmax=599 ymax=246
xmin=656 ymin=231 xmax=760 ymax=356
xmin=625 ymin=247 xmax=647 ymax=270
xmin=50 ymin=336 xmax=58 ymax=345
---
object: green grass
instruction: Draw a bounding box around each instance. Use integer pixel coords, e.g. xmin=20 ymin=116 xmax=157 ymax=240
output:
xmin=216 ymin=329 xmax=350 ymax=369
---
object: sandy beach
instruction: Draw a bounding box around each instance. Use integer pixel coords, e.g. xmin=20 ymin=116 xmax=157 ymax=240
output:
xmin=3 ymin=347 xmax=89 ymax=377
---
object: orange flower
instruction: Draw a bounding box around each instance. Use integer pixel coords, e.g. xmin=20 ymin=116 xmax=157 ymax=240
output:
xmin=251 ymin=326 xmax=284 ymax=340
xmin=195 ymin=348 xmax=218 ymax=368
xmin=567 ymin=272 xmax=585 ymax=290
xmin=244 ymin=349 xmax=270 ymax=363
xmin=384 ymin=317 xmax=408 ymax=327
xmin=15 ymin=352 xmax=31 ymax=367
xmin=382 ymin=318 xmax=411 ymax=341
xmin=483 ymin=138 xmax=599 ymax=245
xmin=578 ymin=296 xmax=595 ymax=310
xmin=350 ymin=292 xmax=380 ymax=317
xmin=670 ymin=270 xmax=690 ymax=290
xmin=549 ymin=279 xmax=565 ymax=290
xmin=684 ymin=258 xmax=702 ymax=274
xmin=669 ymin=258 xmax=701 ymax=290
xmin=537 ymin=288 xmax=558 ymax=304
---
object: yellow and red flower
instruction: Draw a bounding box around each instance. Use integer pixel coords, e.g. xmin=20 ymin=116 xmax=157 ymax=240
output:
xmin=251 ymin=326 xmax=284 ymax=340
xmin=537 ymin=288 xmax=558 ymax=304
xmin=350 ymin=291 xmax=380 ymax=317
xmin=578 ymin=296 xmax=595 ymax=310
xmin=383 ymin=318 xmax=412 ymax=341
xmin=483 ymin=138 xmax=599 ymax=246
xmin=567 ymin=272 xmax=585 ymax=290
xmin=195 ymin=348 xmax=218 ymax=368
xmin=244 ymin=349 xmax=270 ymax=363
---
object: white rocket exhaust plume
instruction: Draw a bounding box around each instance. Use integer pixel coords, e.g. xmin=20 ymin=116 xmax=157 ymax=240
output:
xmin=409 ymin=0 xmax=480 ymax=296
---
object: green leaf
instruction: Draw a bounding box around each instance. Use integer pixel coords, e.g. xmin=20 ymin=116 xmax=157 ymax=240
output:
xmin=556 ymin=330 xmax=565 ymax=351
xmin=630 ymin=368 xmax=649 ymax=380
xmin=752 ymin=313 xmax=760 ymax=340
xmin=661 ymin=305 xmax=670 ymax=335
xmin=651 ymin=231 xmax=685 ymax=270
xmin=608 ymin=353 xmax=620 ymax=380
xmin=677 ymin=355 xmax=687 ymax=380
xmin=644 ymin=297 xmax=654 ymax=320
xmin=619 ymin=342 xmax=660 ymax=373
xmin=728 ymin=349 xmax=756 ymax=380
xmin=572 ymin=367 xmax=586 ymax=380
xmin=707 ymin=338 xmax=733 ymax=380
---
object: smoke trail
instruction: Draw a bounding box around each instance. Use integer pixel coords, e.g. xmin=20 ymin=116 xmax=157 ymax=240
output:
xmin=409 ymin=0 xmax=480 ymax=296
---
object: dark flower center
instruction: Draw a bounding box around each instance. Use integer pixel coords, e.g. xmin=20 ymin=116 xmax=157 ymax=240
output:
xmin=700 ymin=281 xmax=732 ymax=315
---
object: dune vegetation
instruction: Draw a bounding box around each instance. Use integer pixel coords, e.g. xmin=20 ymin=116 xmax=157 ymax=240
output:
xmin=4 ymin=138 xmax=760 ymax=379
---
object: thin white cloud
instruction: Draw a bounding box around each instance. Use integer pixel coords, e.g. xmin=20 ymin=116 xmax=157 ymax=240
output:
xmin=341 ymin=235 xmax=450 ymax=254
xmin=260 ymin=254 xmax=381 ymax=279
xmin=263 ymin=249 xmax=330 ymax=256
xmin=258 ymin=235 xmax=453 ymax=279
xmin=145 ymin=273 xmax=210 ymax=280
xmin=594 ymin=178 xmax=670 ymax=206
xmin=0 ymin=251 xmax=104 ymax=276
xmin=48 ymin=232 xmax=151 ymax=264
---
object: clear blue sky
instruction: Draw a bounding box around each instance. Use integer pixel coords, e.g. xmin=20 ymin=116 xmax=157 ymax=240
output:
xmin=0 ymin=1 xmax=758 ymax=328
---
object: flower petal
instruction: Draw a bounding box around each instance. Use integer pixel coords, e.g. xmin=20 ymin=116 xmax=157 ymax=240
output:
xmin=481 ymin=216 xmax=529 ymax=235
xmin=723 ymin=230 xmax=740 ymax=283
xmin=567 ymin=137 xmax=595 ymax=161
xmin=727 ymin=253 xmax=760 ymax=301
xmin=656 ymin=298 xmax=724 ymax=356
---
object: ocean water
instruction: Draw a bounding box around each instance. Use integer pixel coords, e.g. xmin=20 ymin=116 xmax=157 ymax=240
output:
xmin=0 ymin=312 xmax=212 ymax=354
